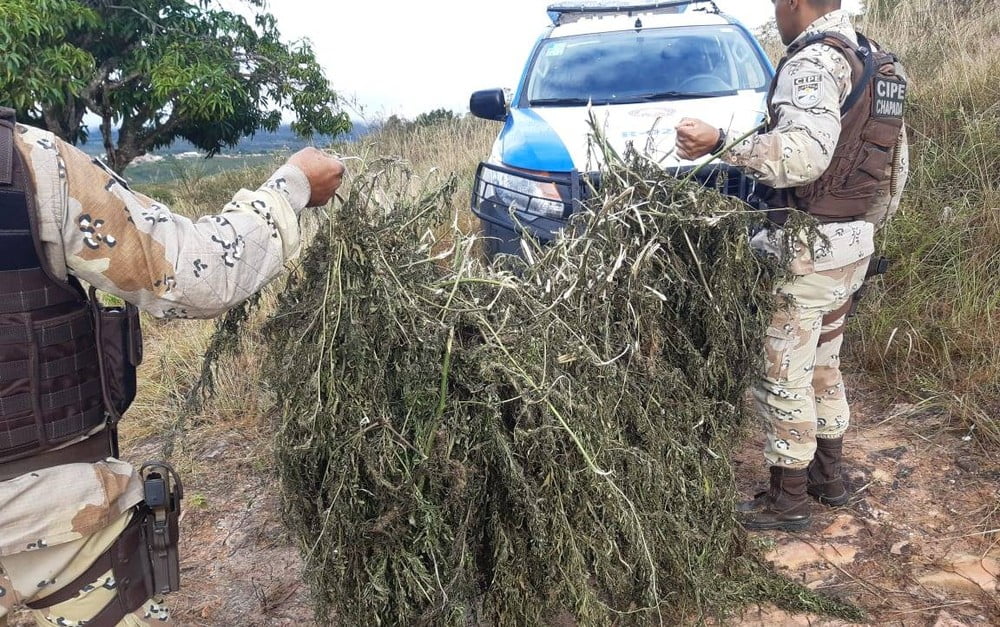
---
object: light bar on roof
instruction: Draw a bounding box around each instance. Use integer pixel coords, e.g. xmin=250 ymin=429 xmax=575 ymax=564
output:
xmin=546 ymin=0 xmax=720 ymax=26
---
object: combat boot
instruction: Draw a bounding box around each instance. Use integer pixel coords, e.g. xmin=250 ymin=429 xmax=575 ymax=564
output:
xmin=807 ymin=436 xmax=850 ymax=506
xmin=737 ymin=466 xmax=811 ymax=531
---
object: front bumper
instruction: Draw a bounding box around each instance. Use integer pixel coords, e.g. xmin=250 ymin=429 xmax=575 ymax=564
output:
xmin=471 ymin=161 xmax=768 ymax=259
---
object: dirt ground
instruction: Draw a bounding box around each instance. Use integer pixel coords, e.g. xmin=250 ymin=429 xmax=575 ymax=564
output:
xmin=10 ymin=377 xmax=998 ymax=626
xmin=735 ymin=376 xmax=1000 ymax=627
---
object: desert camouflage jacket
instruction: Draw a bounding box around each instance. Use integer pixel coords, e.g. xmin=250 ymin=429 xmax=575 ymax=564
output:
xmin=0 ymin=124 xmax=311 ymax=556
xmin=725 ymin=10 xmax=910 ymax=273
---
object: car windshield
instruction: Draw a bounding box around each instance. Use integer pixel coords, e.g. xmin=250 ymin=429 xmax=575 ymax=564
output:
xmin=524 ymin=26 xmax=769 ymax=107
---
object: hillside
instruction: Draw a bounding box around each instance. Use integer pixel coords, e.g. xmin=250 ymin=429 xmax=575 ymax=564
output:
xmin=75 ymin=122 xmax=373 ymax=185
xmin=77 ymin=122 xmax=372 ymax=158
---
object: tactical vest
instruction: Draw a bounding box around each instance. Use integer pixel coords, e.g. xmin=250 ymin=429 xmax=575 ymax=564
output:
xmin=767 ymin=31 xmax=907 ymax=222
xmin=0 ymin=109 xmax=142 ymax=481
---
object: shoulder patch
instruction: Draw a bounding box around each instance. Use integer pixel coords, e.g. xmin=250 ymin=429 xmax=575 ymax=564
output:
xmin=792 ymin=74 xmax=823 ymax=108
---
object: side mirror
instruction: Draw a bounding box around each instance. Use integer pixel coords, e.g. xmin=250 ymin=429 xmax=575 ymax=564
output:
xmin=470 ymin=89 xmax=508 ymax=121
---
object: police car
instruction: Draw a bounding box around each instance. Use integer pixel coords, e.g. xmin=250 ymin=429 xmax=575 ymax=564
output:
xmin=469 ymin=0 xmax=774 ymax=258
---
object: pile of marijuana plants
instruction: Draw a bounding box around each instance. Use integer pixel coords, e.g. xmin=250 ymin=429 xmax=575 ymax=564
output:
xmin=261 ymin=149 xmax=856 ymax=625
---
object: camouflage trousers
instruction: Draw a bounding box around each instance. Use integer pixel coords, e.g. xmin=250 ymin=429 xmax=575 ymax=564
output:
xmin=753 ymin=256 xmax=871 ymax=468
xmin=0 ymin=510 xmax=170 ymax=627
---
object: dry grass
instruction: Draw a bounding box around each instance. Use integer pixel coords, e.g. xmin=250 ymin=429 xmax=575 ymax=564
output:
xmin=343 ymin=118 xmax=500 ymax=232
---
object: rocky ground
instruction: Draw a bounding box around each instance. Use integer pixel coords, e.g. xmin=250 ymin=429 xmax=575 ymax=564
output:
xmin=10 ymin=378 xmax=998 ymax=626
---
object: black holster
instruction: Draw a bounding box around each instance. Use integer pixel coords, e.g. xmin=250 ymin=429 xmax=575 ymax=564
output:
xmin=849 ymin=255 xmax=892 ymax=317
xmin=140 ymin=461 xmax=183 ymax=595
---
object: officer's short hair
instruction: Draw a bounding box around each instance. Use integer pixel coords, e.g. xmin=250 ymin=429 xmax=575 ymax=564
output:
xmin=808 ymin=0 xmax=842 ymax=8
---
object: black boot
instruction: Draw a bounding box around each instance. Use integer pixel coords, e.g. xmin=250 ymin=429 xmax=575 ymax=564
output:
xmin=807 ymin=436 xmax=850 ymax=506
xmin=738 ymin=466 xmax=811 ymax=532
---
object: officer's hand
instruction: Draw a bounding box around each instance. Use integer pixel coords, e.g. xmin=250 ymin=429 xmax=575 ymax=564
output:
xmin=287 ymin=148 xmax=346 ymax=207
xmin=675 ymin=118 xmax=721 ymax=161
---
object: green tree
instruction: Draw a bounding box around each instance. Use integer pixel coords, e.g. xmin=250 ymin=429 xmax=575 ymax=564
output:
xmin=413 ymin=108 xmax=457 ymax=127
xmin=381 ymin=114 xmax=408 ymax=133
xmin=0 ymin=0 xmax=349 ymax=172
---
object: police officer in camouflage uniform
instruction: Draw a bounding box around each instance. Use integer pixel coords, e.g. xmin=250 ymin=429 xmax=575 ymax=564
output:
xmin=675 ymin=0 xmax=909 ymax=531
xmin=0 ymin=108 xmax=344 ymax=626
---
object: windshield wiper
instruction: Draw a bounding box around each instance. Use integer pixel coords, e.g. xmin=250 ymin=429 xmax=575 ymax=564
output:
xmin=528 ymin=97 xmax=593 ymax=106
xmin=633 ymin=91 xmax=711 ymax=101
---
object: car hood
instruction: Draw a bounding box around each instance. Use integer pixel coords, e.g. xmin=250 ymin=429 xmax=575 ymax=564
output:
xmin=496 ymin=92 xmax=767 ymax=173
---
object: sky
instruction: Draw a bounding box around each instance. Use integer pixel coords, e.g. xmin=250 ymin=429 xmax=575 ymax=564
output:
xmin=267 ymin=0 xmax=863 ymax=123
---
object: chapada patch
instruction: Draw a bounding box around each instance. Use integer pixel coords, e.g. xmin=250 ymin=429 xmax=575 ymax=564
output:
xmin=792 ymin=74 xmax=823 ymax=108
xmin=873 ymin=76 xmax=907 ymax=118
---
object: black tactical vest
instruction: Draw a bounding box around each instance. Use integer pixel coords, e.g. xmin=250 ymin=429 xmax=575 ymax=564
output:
xmin=0 ymin=109 xmax=141 ymax=480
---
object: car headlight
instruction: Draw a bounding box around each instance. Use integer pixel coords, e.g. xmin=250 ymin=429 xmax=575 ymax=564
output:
xmin=478 ymin=162 xmax=567 ymax=220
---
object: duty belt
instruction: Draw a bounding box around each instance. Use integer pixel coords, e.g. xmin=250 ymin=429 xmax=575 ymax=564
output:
xmin=0 ymin=431 xmax=115 ymax=482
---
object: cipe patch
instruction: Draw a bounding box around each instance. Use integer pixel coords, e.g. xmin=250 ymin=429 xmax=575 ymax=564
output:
xmin=873 ymin=77 xmax=907 ymax=118
xmin=792 ymin=74 xmax=823 ymax=108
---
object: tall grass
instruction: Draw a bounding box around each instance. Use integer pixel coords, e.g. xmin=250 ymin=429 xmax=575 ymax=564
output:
xmin=344 ymin=117 xmax=500 ymax=232
xmin=851 ymin=0 xmax=1000 ymax=447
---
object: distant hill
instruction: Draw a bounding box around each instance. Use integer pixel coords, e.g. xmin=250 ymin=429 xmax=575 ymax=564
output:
xmin=77 ymin=122 xmax=371 ymax=159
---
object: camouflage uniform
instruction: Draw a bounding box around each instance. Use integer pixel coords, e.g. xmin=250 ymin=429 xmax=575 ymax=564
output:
xmin=0 ymin=124 xmax=312 ymax=626
xmin=722 ymin=10 xmax=909 ymax=469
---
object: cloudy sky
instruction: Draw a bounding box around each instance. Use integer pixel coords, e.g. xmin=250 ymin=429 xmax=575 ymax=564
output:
xmin=268 ymin=0 xmax=862 ymax=122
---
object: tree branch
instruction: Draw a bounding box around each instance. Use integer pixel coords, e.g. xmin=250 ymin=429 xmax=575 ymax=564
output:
xmin=102 ymin=4 xmax=165 ymax=34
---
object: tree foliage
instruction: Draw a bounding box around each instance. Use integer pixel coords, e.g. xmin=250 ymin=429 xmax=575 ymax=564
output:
xmin=0 ymin=0 xmax=349 ymax=172
xmin=380 ymin=109 xmax=459 ymax=134
xmin=414 ymin=108 xmax=458 ymax=127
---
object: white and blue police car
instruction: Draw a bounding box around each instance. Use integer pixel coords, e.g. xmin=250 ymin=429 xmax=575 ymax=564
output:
xmin=469 ymin=0 xmax=774 ymax=258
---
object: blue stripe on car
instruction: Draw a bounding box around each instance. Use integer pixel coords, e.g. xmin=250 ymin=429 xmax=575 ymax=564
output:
xmin=499 ymin=109 xmax=576 ymax=172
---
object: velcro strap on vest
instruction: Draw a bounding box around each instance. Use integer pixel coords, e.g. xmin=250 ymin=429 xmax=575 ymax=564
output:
xmin=0 ymin=284 xmax=71 ymax=313
xmin=0 ymin=314 xmax=92 ymax=346
xmin=0 ymin=191 xmax=30 ymax=228
xmin=0 ymin=428 xmax=112 ymax=482
xmin=0 ymin=379 xmax=102 ymax=415
xmin=0 ymin=347 xmax=99 ymax=382
xmin=26 ymin=507 xmax=154 ymax=627
xmin=0 ymin=231 xmax=40 ymax=271
xmin=1 ymin=405 xmax=105 ymax=451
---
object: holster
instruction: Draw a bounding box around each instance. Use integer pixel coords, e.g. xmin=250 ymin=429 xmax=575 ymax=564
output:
xmin=848 ymin=255 xmax=891 ymax=318
xmin=25 ymin=463 xmax=183 ymax=627
xmin=140 ymin=461 xmax=183 ymax=595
